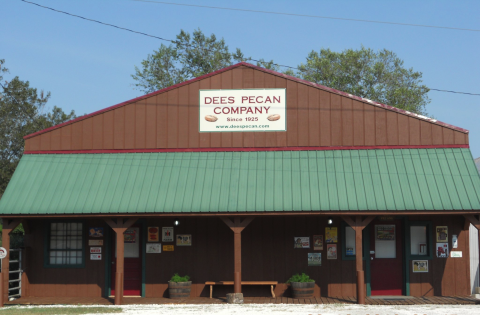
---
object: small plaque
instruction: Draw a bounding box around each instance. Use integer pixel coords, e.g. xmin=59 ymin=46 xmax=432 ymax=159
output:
xmin=378 ymin=216 xmax=394 ymax=221
xmin=412 ymin=260 xmax=428 ymax=272
xmin=88 ymin=227 xmax=104 ymax=237
xmin=0 ymin=247 xmax=6 ymax=259
xmin=89 ymin=240 xmax=103 ymax=246
xmin=90 ymin=254 xmax=102 ymax=260
xmin=146 ymin=243 xmax=161 ymax=253
xmin=163 ymin=245 xmax=174 ymax=251
xmin=451 ymin=251 xmax=462 ymax=258
xmin=90 ymin=247 xmax=102 ymax=254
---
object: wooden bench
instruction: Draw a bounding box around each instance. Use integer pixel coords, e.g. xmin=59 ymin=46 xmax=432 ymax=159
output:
xmin=205 ymin=281 xmax=278 ymax=298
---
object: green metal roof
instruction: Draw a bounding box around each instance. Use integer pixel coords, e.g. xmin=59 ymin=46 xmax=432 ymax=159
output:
xmin=1 ymin=148 xmax=480 ymax=215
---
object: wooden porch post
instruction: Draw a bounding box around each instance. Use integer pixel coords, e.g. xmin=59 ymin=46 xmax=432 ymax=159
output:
xmin=342 ymin=215 xmax=374 ymax=305
xmin=221 ymin=217 xmax=254 ymax=294
xmin=105 ymin=218 xmax=137 ymax=305
xmin=0 ymin=219 xmax=22 ymax=307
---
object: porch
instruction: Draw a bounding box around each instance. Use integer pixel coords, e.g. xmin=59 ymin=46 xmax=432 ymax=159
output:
xmin=5 ymin=295 xmax=480 ymax=305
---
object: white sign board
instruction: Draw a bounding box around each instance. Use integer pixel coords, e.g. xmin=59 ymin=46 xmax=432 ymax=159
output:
xmin=0 ymin=247 xmax=6 ymax=259
xmin=199 ymin=89 xmax=286 ymax=132
xmin=162 ymin=227 xmax=174 ymax=242
xmin=90 ymin=254 xmax=102 ymax=260
xmin=451 ymin=251 xmax=462 ymax=258
xmin=146 ymin=243 xmax=161 ymax=253
xmin=90 ymin=247 xmax=102 ymax=254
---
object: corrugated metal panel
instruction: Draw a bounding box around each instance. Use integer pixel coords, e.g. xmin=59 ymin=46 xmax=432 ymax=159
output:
xmin=1 ymin=148 xmax=480 ymax=215
xmin=469 ymin=224 xmax=479 ymax=294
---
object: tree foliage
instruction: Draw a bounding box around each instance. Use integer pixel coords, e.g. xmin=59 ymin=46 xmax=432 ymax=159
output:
xmin=294 ymin=46 xmax=430 ymax=115
xmin=133 ymin=31 xmax=430 ymax=114
xmin=0 ymin=59 xmax=76 ymax=198
xmin=132 ymin=29 xmax=248 ymax=93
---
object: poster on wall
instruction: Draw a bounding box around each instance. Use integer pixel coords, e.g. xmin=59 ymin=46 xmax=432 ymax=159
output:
xmin=436 ymin=243 xmax=449 ymax=258
xmin=327 ymin=244 xmax=337 ymax=259
xmin=177 ymin=234 xmax=192 ymax=246
xmin=308 ymin=253 xmax=322 ymax=266
xmin=294 ymin=237 xmax=310 ymax=248
xmin=313 ymin=235 xmax=323 ymax=250
xmin=162 ymin=227 xmax=174 ymax=242
xmin=325 ymin=228 xmax=337 ymax=243
xmin=199 ymin=89 xmax=287 ymax=133
xmin=124 ymin=228 xmax=136 ymax=243
xmin=88 ymin=227 xmax=103 ymax=237
xmin=436 ymin=226 xmax=448 ymax=242
xmin=412 ymin=260 xmax=428 ymax=272
xmin=148 ymin=227 xmax=159 ymax=242
xmin=346 ymin=248 xmax=354 ymax=256
xmin=146 ymin=243 xmax=161 ymax=253
xmin=375 ymin=225 xmax=395 ymax=240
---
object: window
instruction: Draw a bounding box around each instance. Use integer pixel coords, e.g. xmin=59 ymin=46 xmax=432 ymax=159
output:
xmin=410 ymin=226 xmax=427 ymax=255
xmin=341 ymin=221 xmax=365 ymax=260
xmin=345 ymin=226 xmax=356 ymax=256
xmin=407 ymin=221 xmax=433 ymax=259
xmin=46 ymin=222 xmax=84 ymax=267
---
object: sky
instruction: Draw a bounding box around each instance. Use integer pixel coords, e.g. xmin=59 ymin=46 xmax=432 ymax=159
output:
xmin=3 ymin=0 xmax=480 ymax=157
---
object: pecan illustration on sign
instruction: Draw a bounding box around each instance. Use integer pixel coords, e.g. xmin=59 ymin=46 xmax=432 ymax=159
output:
xmin=267 ymin=114 xmax=281 ymax=121
xmin=205 ymin=115 xmax=218 ymax=122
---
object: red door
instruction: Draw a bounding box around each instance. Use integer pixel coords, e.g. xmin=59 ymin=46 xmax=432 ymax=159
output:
xmin=370 ymin=219 xmax=403 ymax=295
xmin=111 ymin=226 xmax=142 ymax=296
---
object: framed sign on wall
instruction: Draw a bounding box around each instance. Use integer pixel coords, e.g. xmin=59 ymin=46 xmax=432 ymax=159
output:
xmin=199 ymin=89 xmax=286 ymax=132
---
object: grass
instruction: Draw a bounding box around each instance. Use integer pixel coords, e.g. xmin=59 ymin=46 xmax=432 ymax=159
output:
xmin=0 ymin=306 xmax=122 ymax=315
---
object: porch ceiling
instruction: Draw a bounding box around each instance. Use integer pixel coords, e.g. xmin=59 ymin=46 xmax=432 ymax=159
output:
xmin=1 ymin=148 xmax=479 ymax=215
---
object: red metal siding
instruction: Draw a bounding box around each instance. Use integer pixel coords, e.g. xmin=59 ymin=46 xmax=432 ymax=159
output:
xmin=24 ymin=67 xmax=469 ymax=152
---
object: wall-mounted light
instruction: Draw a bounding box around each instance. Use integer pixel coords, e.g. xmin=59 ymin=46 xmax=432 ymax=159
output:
xmin=327 ymin=217 xmax=333 ymax=225
xmin=174 ymin=218 xmax=180 ymax=226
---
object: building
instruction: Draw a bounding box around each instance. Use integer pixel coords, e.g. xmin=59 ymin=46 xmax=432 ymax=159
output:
xmin=1 ymin=62 xmax=480 ymax=305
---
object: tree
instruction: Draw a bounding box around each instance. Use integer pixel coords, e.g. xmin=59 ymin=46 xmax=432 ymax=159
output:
xmin=294 ymin=47 xmax=430 ymax=115
xmin=0 ymin=59 xmax=76 ymax=198
xmin=132 ymin=29 xmax=247 ymax=93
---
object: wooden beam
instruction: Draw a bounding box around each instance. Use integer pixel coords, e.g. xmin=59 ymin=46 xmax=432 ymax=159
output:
xmin=4 ymin=210 xmax=480 ymax=219
xmin=103 ymin=217 xmax=138 ymax=305
xmin=464 ymin=214 xmax=480 ymax=229
xmin=239 ymin=217 xmax=254 ymax=229
xmin=342 ymin=216 xmax=356 ymax=229
xmin=355 ymin=215 xmax=365 ymax=305
xmin=361 ymin=216 xmax=375 ymax=228
xmin=2 ymin=219 xmax=22 ymax=231
xmin=0 ymin=218 xmax=22 ymax=306
xmin=220 ymin=217 xmax=234 ymax=229
xmin=220 ymin=217 xmax=254 ymax=295
xmin=104 ymin=218 xmax=117 ymax=229
xmin=120 ymin=217 xmax=137 ymax=229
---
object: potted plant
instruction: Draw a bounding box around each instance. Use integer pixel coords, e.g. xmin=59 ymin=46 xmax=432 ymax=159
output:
xmin=286 ymin=273 xmax=315 ymax=298
xmin=168 ymin=273 xmax=192 ymax=299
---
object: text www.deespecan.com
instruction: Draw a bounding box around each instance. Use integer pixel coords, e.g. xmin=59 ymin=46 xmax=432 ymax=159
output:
xmin=216 ymin=124 xmax=270 ymax=129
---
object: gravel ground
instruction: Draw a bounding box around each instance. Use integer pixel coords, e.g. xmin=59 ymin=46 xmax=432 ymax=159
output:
xmin=4 ymin=304 xmax=480 ymax=315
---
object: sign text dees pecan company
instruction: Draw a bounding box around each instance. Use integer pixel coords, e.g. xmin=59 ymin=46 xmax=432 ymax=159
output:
xmin=199 ymin=89 xmax=286 ymax=132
